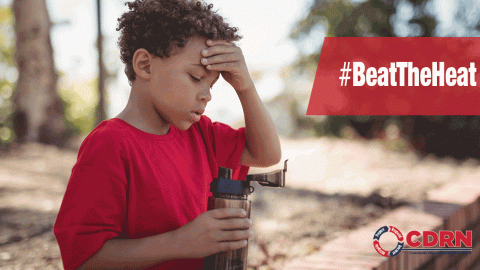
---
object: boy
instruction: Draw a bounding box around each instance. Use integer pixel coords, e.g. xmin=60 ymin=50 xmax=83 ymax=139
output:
xmin=54 ymin=0 xmax=281 ymax=269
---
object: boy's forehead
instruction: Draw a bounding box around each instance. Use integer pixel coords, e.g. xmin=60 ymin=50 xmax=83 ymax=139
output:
xmin=179 ymin=37 xmax=209 ymax=59
xmin=172 ymin=37 xmax=220 ymax=76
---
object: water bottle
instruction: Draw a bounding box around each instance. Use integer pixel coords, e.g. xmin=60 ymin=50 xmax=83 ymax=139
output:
xmin=203 ymin=160 xmax=288 ymax=270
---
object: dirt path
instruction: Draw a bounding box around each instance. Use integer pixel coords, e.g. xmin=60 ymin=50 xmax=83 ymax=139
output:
xmin=0 ymin=143 xmax=76 ymax=269
xmin=0 ymin=138 xmax=477 ymax=269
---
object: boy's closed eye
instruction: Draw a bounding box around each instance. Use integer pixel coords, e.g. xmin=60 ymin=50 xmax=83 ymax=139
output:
xmin=189 ymin=72 xmax=219 ymax=90
xmin=190 ymin=74 xmax=201 ymax=82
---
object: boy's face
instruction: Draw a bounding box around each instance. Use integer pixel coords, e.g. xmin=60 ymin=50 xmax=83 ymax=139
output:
xmin=148 ymin=37 xmax=220 ymax=131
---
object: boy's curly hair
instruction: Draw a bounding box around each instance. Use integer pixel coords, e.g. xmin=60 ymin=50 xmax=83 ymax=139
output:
xmin=117 ymin=0 xmax=242 ymax=82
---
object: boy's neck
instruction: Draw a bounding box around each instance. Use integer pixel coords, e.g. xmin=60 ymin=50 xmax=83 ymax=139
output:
xmin=115 ymin=84 xmax=171 ymax=136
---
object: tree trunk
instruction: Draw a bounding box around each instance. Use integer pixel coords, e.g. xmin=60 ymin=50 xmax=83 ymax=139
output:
xmin=96 ymin=0 xmax=106 ymax=126
xmin=12 ymin=0 xmax=67 ymax=146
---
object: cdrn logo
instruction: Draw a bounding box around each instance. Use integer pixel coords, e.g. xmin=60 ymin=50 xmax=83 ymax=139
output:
xmin=373 ymin=226 xmax=473 ymax=257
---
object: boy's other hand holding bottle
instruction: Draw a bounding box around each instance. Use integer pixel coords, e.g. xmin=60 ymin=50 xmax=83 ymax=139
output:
xmin=172 ymin=208 xmax=253 ymax=258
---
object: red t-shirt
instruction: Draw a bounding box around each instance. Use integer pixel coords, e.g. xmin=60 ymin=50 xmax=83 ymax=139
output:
xmin=54 ymin=116 xmax=249 ymax=270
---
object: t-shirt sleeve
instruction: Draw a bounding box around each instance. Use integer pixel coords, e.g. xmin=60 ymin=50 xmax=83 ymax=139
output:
xmin=54 ymin=130 xmax=127 ymax=270
xmin=203 ymin=116 xmax=250 ymax=180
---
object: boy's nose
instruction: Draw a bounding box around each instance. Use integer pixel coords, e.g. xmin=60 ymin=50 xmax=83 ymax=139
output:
xmin=198 ymin=87 xmax=212 ymax=103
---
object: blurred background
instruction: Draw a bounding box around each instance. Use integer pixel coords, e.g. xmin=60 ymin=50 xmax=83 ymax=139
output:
xmin=1 ymin=0 xmax=480 ymax=269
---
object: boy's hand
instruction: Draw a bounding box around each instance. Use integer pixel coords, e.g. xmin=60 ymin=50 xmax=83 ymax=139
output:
xmin=201 ymin=39 xmax=254 ymax=92
xmin=172 ymin=208 xmax=253 ymax=258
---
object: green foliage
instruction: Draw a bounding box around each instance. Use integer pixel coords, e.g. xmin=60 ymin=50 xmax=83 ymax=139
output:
xmin=289 ymin=0 xmax=443 ymax=73
xmin=0 ymin=6 xmax=14 ymax=66
xmin=291 ymin=0 xmax=397 ymax=40
xmin=290 ymin=0 xmax=355 ymax=39
xmin=289 ymin=0 xmax=399 ymax=74
xmin=58 ymin=79 xmax=99 ymax=135
xmin=0 ymin=5 xmax=15 ymax=150
xmin=409 ymin=15 xmax=436 ymax=37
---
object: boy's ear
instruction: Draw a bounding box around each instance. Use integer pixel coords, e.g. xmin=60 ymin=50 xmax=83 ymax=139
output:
xmin=132 ymin=48 xmax=153 ymax=81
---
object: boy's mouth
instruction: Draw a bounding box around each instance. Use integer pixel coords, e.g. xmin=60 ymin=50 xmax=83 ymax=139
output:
xmin=193 ymin=109 xmax=205 ymax=116
xmin=191 ymin=109 xmax=205 ymax=122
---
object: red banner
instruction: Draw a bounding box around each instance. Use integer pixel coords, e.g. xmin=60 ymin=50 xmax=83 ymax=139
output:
xmin=307 ymin=37 xmax=480 ymax=115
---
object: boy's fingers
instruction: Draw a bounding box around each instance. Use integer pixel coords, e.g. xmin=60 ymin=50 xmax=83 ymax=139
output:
xmin=217 ymin=240 xmax=248 ymax=253
xmin=206 ymin=62 xmax=239 ymax=71
xmin=218 ymin=218 xmax=252 ymax=230
xmin=202 ymin=53 xmax=237 ymax=65
xmin=202 ymin=45 xmax=237 ymax=57
xmin=218 ymin=229 xmax=253 ymax=241
xmin=211 ymin=208 xmax=247 ymax=219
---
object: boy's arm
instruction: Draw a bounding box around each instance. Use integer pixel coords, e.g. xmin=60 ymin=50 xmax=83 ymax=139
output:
xmin=202 ymin=40 xmax=282 ymax=167
xmin=77 ymin=230 xmax=178 ymax=270
xmin=77 ymin=208 xmax=251 ymax=270
xmin=237 ymin=86 xmax=282 ymax=167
